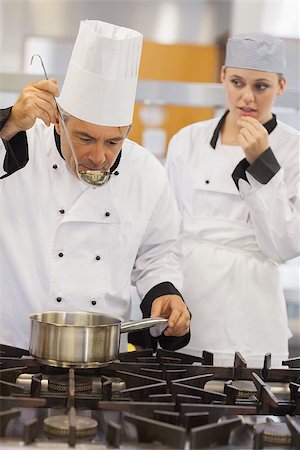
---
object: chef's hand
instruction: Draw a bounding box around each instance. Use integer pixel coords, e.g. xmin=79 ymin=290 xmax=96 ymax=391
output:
xmin=150 ymin=294 xmax=190 ymax=337
xmin=237 ymin=116 xmax=269 ymax=164
xmin=0 ymin=79 xmax=59 ymax=141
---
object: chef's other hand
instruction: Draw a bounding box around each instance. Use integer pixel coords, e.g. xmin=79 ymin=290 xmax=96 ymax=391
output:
xmin=3 ymin=79 xmax=59 ymax=140
xmin=237 ymin=116 xmax=269 ymax=164
xmin=150 ymin=294 xmax=190 ymax=337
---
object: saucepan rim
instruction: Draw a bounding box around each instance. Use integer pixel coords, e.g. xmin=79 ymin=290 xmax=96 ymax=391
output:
xmin=30 ymin=310 xmax=121 ymax=328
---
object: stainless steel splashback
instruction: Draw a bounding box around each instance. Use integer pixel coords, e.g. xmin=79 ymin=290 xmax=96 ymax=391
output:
xmin=0 ymin=0 xmax=231 ymax=72
xmin=1 ymin=74 xmax=299 ymax=111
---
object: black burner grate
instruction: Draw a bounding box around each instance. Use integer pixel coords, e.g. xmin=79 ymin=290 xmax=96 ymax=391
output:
xmin=0 ymin=347 xmax=299 ymax=448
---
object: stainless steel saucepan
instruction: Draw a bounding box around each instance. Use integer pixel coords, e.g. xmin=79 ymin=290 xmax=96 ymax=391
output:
xmin=29 ymin=311 xmax=168 ymax=368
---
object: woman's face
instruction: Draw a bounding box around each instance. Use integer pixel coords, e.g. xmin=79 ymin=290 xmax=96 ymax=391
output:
xmin=221 ymin=67 xmax=286 ymax=124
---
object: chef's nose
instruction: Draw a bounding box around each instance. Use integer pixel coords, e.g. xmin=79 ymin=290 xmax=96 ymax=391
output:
xmin=242 ymin=85 xmax=255 ymax=103
xmin=88 ymin=143 xmax=107 ymax=167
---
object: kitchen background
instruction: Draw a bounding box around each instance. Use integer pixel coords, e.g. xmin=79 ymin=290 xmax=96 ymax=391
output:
xmin=0 ymin=0 xmax=299 ymax=357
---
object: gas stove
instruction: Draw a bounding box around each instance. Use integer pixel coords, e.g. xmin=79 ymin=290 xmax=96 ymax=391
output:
xmin=0 ymin=346 xmax=300 ymax=449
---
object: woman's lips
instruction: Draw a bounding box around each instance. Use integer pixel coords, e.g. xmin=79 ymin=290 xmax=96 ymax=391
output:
xmin=239 ymin=107 xmax=257 ymax=116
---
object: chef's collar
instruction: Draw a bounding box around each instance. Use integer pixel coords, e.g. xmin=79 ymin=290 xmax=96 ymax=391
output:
xmin=53 ymin=128 xmax=122 ymax=173
xmin=210 ymin=110 xmax=278 ymax=149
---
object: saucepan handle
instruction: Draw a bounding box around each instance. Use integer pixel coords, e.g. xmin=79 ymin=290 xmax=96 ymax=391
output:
xmin=120 ymin=317 xmax=168 ymax=333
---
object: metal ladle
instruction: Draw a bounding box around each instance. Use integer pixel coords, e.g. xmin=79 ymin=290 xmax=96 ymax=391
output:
xmin=30 ymin=54 xmax=111 ymax=187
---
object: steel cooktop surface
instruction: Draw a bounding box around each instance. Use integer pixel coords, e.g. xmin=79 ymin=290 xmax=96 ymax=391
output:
xmin=0 ymin=347 xmax=300 ymax=449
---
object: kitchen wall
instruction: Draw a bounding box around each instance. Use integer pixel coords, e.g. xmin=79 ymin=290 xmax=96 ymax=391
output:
xmin=0 ymin=0 xmax=231 ymax=71
xmin=1 ymin=0 xmax=299 ymax=70
xmin=1 ymin=1 xmax=299 ymax=138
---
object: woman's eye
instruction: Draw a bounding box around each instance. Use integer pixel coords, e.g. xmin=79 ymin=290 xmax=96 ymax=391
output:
xmin=255 ymin=83 xmax=269 ymax=91
xmin=231 ymin=79 xmax=242 ymax=87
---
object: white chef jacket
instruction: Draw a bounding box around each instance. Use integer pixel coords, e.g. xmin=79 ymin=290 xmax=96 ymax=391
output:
xmin=165 ymin=114 xmax=300 ymax=367
xmin=0 ymin=119 xmax=183 ymax=351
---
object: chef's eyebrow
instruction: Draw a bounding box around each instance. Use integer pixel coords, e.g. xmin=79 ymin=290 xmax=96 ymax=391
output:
xmin=74 ymin=131 xmax=95 ymax=139
xmin=74 ymin=131 xmax=125 ymax=141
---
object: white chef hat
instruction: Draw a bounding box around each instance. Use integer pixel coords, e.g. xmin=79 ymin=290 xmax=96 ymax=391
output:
xmin=58 ymin=20 xmax=143 ymax=126
xmin=225 ymin=32 xmax=286 ymax=74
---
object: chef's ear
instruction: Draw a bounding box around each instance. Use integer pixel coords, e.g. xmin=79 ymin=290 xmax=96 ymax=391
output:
xmin=220 ymin=66 xmax=226 ymax=83
xmin=125 ymin=124 xmax=132 ymax=138
xmin=54 ymin=118 xmax=61 ymax=135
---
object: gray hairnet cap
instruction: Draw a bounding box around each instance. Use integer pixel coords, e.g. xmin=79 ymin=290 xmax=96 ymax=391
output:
xmin=225 ymin=32 xmax=286 ymax=73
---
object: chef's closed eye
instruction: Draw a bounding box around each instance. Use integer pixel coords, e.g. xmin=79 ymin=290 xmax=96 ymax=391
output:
xmin=80 ymin=136 xmax=94 ymax=143
xmin=108 ymin=140 xmax=122 ymax=147
xmin=74 ymin=132 xmax=95 ymax=143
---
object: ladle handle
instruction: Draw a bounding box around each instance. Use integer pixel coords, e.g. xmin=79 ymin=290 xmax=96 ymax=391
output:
xmin=30 ymin=54 xmax=82 ymax=180
xmin=120 ymin=317 xmax=168 ymax=333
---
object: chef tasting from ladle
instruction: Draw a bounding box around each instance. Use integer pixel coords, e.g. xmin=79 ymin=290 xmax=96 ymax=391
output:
xmin=0 ymin=19 xmax=191 ymax=354
xmin=165 ymin=32 xmax=300 ymax=368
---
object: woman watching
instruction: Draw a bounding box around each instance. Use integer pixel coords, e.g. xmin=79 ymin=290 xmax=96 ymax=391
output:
xmin=165 ymin=32 xmax=300 ymax=367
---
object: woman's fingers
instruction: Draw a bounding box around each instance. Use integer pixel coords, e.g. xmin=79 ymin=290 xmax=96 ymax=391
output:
xmin=237 ymin=117 xmax=269 ymax=163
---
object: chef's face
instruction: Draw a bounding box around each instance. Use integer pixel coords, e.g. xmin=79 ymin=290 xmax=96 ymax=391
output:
xmin=55 ymin=116 xmax=130 ymax=177
xmin=221 ymin=67 xmax=286 ymax=124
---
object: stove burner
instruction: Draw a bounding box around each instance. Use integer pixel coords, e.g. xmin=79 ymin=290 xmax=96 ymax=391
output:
xmin=1 ymin=348 xmax=300 ymax=449
xmin=255 ymin=422 xmax=291 ymax=446
xmin=48 ymin=374 xmax=93 ymax=392
xmin=44 ymin=414 xmax=98 ymax=438
xmin=232 ymin=380 xmax=257 ymax=399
